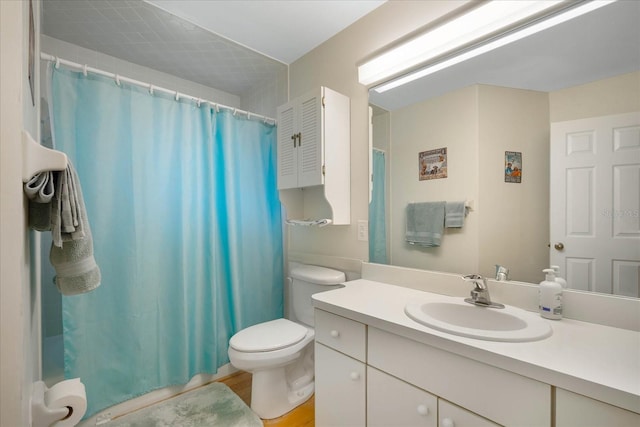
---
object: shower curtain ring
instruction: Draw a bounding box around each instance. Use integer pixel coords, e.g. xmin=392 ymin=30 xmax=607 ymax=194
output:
xmin=115 ymin=74 xmax=121 ymax=86
xmin=83 ymin=64 xmax=88 ymax=77
xmin=197 ymin=98 xmax=202 ymax=107
xmin=55 ymin=57 xmax=60 ymax=69
xmin=149 ymin=85 xmax=154 ymax=95
xmin=175 ymin=91 xmax=180 ymax=101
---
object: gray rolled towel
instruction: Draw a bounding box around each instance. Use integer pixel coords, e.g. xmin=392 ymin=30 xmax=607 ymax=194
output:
xmin=24 ymin=172 xmax=55 ymax=231
xmin=49 ymin=164 xmax=101 ymax=295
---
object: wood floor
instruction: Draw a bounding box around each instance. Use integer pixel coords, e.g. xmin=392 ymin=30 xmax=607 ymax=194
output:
xmin=219 ymin=371 xmax=315 ymax=427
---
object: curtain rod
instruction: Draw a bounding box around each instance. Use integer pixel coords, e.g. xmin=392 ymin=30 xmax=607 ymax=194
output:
xmin=40 ymin=52 xmax=277 ymax=125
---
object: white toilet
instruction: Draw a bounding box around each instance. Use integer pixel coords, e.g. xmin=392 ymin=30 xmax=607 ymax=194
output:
xmin=227 ymin=264 xmax=345 ymax=419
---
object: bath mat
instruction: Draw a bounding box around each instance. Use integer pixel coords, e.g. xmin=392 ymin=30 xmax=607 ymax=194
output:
xmin=106 ymin=382 xmax=262 ymax=427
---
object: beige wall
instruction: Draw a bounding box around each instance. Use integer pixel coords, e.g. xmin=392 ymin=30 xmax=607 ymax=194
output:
xmin=287 ymin=0 xmax=469 ymax=262
xmin=550 ymin=70 xmax=640 ymax=122
xmin=1 ymin=0 xmax=39 ymax=424
xmin=477 ymin=85 xmax=549 ymax=283
xmin=389 ymin=85 xmax=479 ymax=273
xmin=384 ymin=84 xmax=549 ymax=282
xmin=287 ymin=0 xmax=637 ymax=280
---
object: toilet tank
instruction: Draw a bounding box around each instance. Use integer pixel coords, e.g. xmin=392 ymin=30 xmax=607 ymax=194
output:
xmin=290 ymin=265 xmax=346 ymax=327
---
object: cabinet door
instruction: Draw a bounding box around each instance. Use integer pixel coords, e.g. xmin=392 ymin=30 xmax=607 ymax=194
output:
xmin=556 ymin=388 xmax=640 ymax=427
xmin=368 ymin=367 xmax=437 ymax=427
xmin=315 ymin=342 xmax=365 ymax=427
xmin=297 ymin=90 xmax=324 ymax=188
xmin=439 ymin=399 xmax=500 ymax=427
xmin=276 ymin=100 xmax=297 ymax=189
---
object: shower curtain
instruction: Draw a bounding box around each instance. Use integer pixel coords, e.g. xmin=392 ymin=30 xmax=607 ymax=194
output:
xmin=369 ymin=149 xmax=387 ymax=264
xmin=49 ymin=67 xmax=283 ymax=416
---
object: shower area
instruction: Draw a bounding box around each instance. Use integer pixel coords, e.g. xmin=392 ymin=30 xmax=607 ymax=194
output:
xmin=37 ymin=0 xmax=289 ymax=420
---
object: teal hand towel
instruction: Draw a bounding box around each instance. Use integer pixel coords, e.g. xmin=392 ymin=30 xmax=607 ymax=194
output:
xmin=405 ymin=202 xmax=446 ymax=247
xmin=445 ymin=201 xmax=466 ymax=228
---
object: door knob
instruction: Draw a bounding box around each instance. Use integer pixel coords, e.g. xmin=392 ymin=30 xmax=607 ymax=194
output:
xmin=554 ymin=242 xmax=565 ymax=250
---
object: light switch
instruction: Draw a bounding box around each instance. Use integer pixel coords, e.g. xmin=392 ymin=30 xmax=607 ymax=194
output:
xmin=357 ymin=220 xmax=368 ymax=241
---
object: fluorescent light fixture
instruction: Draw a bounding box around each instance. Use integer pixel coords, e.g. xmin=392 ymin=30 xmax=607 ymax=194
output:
xmin=373 ymin=0 xmax=614 ymax=93
xmin=359 ymin=0 xmax=614 ymax=91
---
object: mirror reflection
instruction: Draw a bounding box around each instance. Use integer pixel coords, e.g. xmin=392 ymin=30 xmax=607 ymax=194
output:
xmin=368 ymin=0 xmax=640 ymax=297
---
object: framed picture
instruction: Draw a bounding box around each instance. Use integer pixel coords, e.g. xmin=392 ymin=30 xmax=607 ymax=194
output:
xmin=505 ymin=151 xmax=522 ymax=183
xmin=419 ymin=147 xmax=447 ymax=180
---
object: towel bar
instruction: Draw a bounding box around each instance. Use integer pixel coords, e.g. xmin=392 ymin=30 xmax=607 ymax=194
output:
xmin=22 ymin=130 xmax=67 ymax=182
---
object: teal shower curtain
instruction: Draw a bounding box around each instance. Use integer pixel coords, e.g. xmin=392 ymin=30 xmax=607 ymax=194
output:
xmin=50 ymin=67 xmax=283 ymax=416
xmin=369 ymin=149 xmax=387 ymax=264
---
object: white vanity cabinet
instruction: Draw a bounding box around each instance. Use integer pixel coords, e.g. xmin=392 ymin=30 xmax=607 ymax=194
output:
xmin=314 ymin=309 xmax=367 ymax=427
xmin=315 ymin=308 xmax=551 ymax=427
xmin=276 ymin=87 xmax=350 ymax=190
xmin=555 ymin=388 xmax=640 ymax=427
xmin=367 ymin=327 xmax=550 ymax=427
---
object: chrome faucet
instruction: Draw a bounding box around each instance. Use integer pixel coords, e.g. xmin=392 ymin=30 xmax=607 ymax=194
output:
xmin=462 ymin=274 xmax=505 ymax=309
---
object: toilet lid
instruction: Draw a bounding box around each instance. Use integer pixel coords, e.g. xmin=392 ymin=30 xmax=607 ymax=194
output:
xmin=229 ymin=318 xmax=308 ymax=353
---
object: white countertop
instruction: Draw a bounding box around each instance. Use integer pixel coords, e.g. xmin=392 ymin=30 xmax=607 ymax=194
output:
xmin=312 ymin=279 xmax=640 ymax=413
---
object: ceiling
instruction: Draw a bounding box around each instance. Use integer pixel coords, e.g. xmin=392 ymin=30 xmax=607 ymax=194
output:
xmin=40 ymin=1 xmax=640 ymax=109
xmin=41 ymin=0 xmax=385 ymax=96
xmin=370 ymin=0 xmax=640 ymax=111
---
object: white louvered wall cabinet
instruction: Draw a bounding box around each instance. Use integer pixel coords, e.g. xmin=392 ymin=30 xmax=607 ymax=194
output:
xmin=277 ymin=87 xmax=350 ymax=225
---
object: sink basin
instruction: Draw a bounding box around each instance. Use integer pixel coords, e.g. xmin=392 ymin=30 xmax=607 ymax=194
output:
xmin=405 ymin=299 xmax=552 ymax=342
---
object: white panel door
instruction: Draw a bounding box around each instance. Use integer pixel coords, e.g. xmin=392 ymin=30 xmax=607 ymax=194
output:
xmin=550 ymin=112 xmax=640 ymax=296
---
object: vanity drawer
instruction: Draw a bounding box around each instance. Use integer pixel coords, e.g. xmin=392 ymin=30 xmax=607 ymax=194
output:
xmin=314 ymin=309 xmax=366 ymax=362
xmin=368 ymin=327 xmax=551 ymax=427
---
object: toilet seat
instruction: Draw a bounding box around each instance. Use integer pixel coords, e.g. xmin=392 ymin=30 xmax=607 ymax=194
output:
xmin=229 ymin=318 xmax=308 ymax=353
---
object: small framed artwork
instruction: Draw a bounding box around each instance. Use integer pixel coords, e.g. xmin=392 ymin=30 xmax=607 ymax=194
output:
xmin=505 ymin=151 xmax=522 ymax=183
xmin=419 ymin=147 xmax=447 ymax=181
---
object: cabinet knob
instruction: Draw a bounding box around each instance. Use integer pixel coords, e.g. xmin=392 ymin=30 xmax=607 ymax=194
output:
xmin=441 ymin=418 xmax=455 ymax=427
xmin=330 ymin=330 xmax=340 ymax=338
xmin=417 ymin=404 xmax=429 ymax=416
xmin=350 ymin=372 xmax=360 ymax=381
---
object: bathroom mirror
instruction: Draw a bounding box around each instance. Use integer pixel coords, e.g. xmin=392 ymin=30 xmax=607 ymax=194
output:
xmin=368 ymin=0 xmax=640 ymax=297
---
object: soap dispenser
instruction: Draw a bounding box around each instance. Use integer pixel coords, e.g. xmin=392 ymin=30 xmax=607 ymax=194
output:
xmin=539 ymin=269 xmax=563 ymax=320
xmin=550 ymin=265 xmax=568 ymax=289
